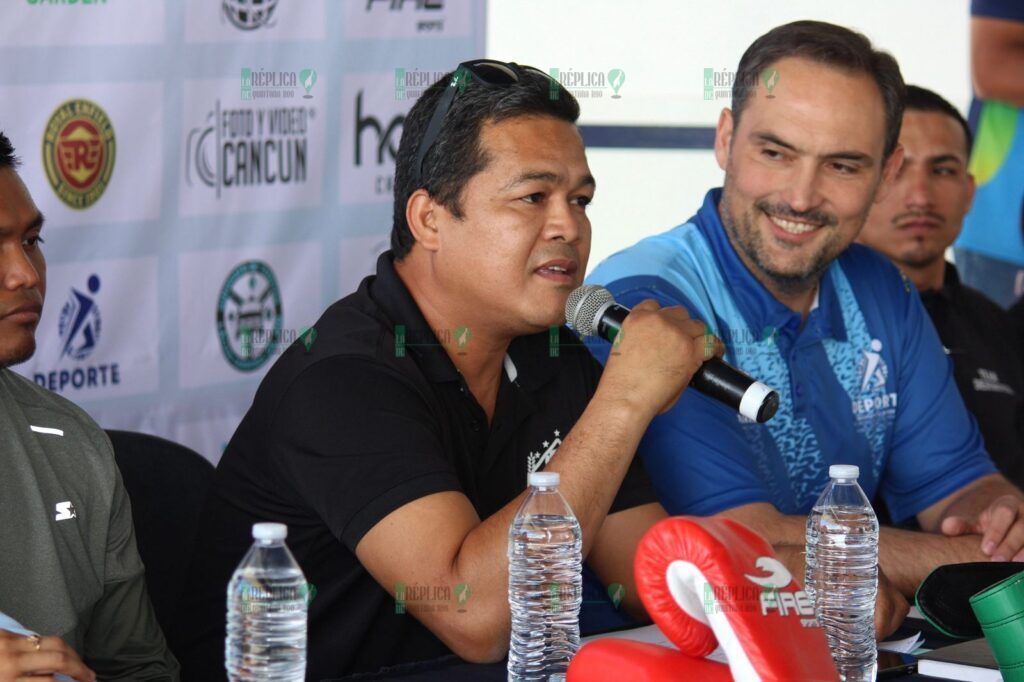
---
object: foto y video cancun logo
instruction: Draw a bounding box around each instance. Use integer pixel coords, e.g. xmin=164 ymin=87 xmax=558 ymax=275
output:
xmin=42 ymin=98 xmax=115 ymax=209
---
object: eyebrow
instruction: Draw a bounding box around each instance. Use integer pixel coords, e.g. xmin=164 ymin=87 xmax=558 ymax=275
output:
xmin=27 ymin=212 xmax=44 ymax=232
xmin=751 ymin=131 xmax=875 ymax=165
xmin=926 ymin=153 xmax=964 ymax=166
xmin=0 ymin=211 xmax=45 ymax=237
xmin=502 ymin=171 xmax=596 ymax=192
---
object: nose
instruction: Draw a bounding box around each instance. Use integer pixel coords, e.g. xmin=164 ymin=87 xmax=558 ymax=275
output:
xmin=781 ymin=161 xmax=824 ymax=215
xmin=902 ymin=164 xmax=934 ymax=212
xmin=542 ymin=195 xmax=585 ymax=245
xmin=2 ymin=243 xmax=42 ymax=292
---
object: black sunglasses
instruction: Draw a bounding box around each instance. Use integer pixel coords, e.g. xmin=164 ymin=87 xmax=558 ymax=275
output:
xmin=411 ymin=59 xmax=557 ymax=188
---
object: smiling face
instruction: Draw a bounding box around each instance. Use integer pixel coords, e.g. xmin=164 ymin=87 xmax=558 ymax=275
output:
xmin=858 ymin=109 xmax=974 ymax=273
xmin=427 ymin=114 xmax=594 ymax=335
xmin=0 ymin=167 xmax=46 ymax=367
xmin=715 ymin=56 xmax=902 ymax=303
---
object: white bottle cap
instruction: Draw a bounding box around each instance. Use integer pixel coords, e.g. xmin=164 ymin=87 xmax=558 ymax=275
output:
xmin=252 ymin=522 xmax=287 ymax=541
xmin=829 ymin=464 xmax=860 ymax=480
xmin=528 ymin=471 xmax=560 ymax=487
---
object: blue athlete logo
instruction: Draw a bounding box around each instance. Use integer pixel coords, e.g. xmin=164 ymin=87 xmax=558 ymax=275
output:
xmin=58 ymin=275 xmax=102 ymax=361
xmin=859 ymin=339 xmax=887 ymax=391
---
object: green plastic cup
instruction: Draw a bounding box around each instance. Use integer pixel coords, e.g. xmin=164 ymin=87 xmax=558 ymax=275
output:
xmin=969 ymin=569 xmax=1024 ymax=682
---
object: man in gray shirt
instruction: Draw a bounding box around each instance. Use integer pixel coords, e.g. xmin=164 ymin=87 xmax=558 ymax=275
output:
xmin=0 ymin=131 xmax=178 ymax=681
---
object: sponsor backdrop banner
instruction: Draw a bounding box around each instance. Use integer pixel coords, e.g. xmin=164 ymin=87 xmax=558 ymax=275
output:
xmin=0 ymin=0 xmax=485 ymax=463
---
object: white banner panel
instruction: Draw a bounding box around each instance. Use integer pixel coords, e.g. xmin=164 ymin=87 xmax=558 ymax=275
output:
xmin=17 ymin=257 xmax=160 ymax=401
xmin=0 ymin=82 xmax=163 ymax=228
xmin=339 ymin=72 xmax=410 ymax=205
xmin=0 ymin=1 xmax=165 ymax=47
xmin=185 ymin=0 xmax=326 ymax=43
xmin=180 ymin=78 xmax=326 ymax=217
xmin=177 ymin=242 xmax=324 ymax=389
xmin=343 ymin=0 xmax=474 ymax=39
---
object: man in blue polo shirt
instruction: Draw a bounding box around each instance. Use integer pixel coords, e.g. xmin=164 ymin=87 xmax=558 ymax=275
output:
xmin=588 ymin=20 xmax=1024 ymax=600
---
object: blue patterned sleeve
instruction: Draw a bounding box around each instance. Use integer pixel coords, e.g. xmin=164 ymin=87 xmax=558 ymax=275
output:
xmin=588 ymin=279 xmax=773 ymax=516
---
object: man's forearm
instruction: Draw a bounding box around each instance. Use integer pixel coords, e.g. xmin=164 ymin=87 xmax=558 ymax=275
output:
xmin=445 ymin=391 xmax=653 ymax=656
xmin=719 ymin=504 xmax=987 ymax=596
xmin=877 ymin=527 xmax=986 ymax=594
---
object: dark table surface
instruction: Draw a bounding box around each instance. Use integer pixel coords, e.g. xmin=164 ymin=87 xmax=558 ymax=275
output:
xmin=328 ymin=617 xmax=965 ymax=681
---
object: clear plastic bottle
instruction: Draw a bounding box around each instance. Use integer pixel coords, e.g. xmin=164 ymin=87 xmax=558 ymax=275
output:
xmin=226 ymin=522 xmax=308 ymax=681
xmin=805 ymin=464 xmax=879 ymax=682
xmin=507 ymin=471 xmax=583 ymax=682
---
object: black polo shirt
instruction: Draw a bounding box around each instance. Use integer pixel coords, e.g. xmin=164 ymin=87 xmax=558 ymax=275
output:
xmin=920 ymin=264 xmax=1024 ymax=486
xmin=176 ymin=251 xmax=655 ymax=681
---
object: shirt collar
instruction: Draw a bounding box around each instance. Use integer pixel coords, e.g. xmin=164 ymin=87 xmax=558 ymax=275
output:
xmin=369 ymin=251 xmax=460 ymax=383
xmin=920 ymin=262 xmax=961 ymax=305
xmin=369 ymin=251 xmax=564 ymax=389
xmin=691 ymin=188 xmax=847 ymax=342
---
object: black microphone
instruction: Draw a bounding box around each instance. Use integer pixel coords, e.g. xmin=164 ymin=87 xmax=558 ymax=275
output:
xmin=565 ymin=285 xmax=780 ymax=423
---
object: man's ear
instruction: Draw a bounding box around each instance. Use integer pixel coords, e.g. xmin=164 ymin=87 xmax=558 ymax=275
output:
xmin=873 ymin=143 xmax=905 ymax=205
xmin=964 ymin=172 xmax=977 ymax=213
xmin=714 ymin=108 xmax=734 ymax=172
xmin=405 ymin=188 xmax=441 ymax=253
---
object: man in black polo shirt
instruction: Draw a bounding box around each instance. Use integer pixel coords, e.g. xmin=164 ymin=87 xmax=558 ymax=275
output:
xmin=177 ymin=61 xmax=717 ymax=680
xmin=859 ymin=85 xmax=1024 ymax=486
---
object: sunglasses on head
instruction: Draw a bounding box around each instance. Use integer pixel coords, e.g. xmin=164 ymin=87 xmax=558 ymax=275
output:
xmin=411 ymin=59 xmax=556 ymax=188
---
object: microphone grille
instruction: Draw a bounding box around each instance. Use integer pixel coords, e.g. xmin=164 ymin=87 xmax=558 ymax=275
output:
xmin=565 ymin=285 xmax=614 ymax=337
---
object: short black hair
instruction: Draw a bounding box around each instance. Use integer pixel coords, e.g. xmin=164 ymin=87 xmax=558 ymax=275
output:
xmin=390 ymin=64 xmax=580 ymax=259
xmin=0 ymin=131 xmax=20 ymax=170
xmin=732 ymin=20 xmax=905 ymax=160
xmin=904 ymin=84 xmax=973 ymax=157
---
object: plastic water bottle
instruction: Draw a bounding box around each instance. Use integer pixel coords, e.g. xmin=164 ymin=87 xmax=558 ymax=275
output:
xmin=805 ymin=465 xmax=879 ymax=682
xmin=226 ymin=522 xmax=308 ymax=681
xmin=508 ymin=471 xmax=583 ymax=682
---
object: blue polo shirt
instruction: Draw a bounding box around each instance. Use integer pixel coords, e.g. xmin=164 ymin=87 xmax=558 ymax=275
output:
xmin=586 ymin=189 xmax=996 ymax=523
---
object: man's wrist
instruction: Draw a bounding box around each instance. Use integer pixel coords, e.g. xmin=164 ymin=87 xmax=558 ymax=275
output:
xmin=591 ymin=382 xmax=658 ymax=426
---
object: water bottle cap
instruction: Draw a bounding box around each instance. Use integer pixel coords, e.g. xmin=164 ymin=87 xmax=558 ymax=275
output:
xmin=829 ymin=464 xmax=859 ymax=480
xmin=528 ymin=471 xmax=559 ymax=487
xmin=252 ymin=522 xmax=287 ymax=541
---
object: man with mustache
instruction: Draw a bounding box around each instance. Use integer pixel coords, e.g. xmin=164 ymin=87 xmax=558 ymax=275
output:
xmin=178 ymin=61 xmax=716 ymax=679
xmin=858 ymin=85 xmax=1024 ymax=487
xmin=0 ymin=132 xmax=179 ymax=681
xmin=588 ymin=20 xmax=1024 ymax=625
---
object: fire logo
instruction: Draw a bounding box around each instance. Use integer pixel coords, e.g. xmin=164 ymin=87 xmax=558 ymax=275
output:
xmin=42 ymin=98 xmax=115 ymax=210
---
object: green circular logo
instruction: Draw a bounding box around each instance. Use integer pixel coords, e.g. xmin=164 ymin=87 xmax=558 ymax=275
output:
xmin=216 ymin=260 xmax=282 ymax=371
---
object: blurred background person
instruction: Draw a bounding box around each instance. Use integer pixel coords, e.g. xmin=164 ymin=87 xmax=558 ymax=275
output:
xmin=859 ymin=84 xmax=1024 ymax=488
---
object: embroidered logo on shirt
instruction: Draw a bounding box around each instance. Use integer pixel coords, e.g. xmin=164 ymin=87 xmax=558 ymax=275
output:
xmin=973 ymin=368 xmax=1016 ymax=396
xmin=858 ymin=338 xmax=888 ymax=391
xmin=55 ymin=501 xmax=77 ymax=521
xmin=852 ymin=338 xmax=898 ymax=419
xmin=527 ymin=429 xmax=562 ymax=474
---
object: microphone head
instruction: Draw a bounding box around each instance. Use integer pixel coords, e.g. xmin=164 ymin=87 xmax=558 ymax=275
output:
xmin=565 ymin=285 xmax=614 ymax=337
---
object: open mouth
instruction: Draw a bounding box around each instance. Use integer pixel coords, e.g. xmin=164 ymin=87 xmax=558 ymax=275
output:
xmin=767 ymin=213 xmax=822 ymax=235
xmin=534 ymin=259 xmax=579 ymax=282
xmin=761 ymin=209 xmax=827 ymax=243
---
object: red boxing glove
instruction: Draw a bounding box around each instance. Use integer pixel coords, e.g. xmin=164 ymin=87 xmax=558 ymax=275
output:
xmin=570 ymin=516 xmax=838 ymax=681
xmin=568 ymin=638 xmax=731 ymax=682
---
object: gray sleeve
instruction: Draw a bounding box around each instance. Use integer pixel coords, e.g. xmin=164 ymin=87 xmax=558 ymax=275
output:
xmin=83 ymin=467 xmax=180 ymax=681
